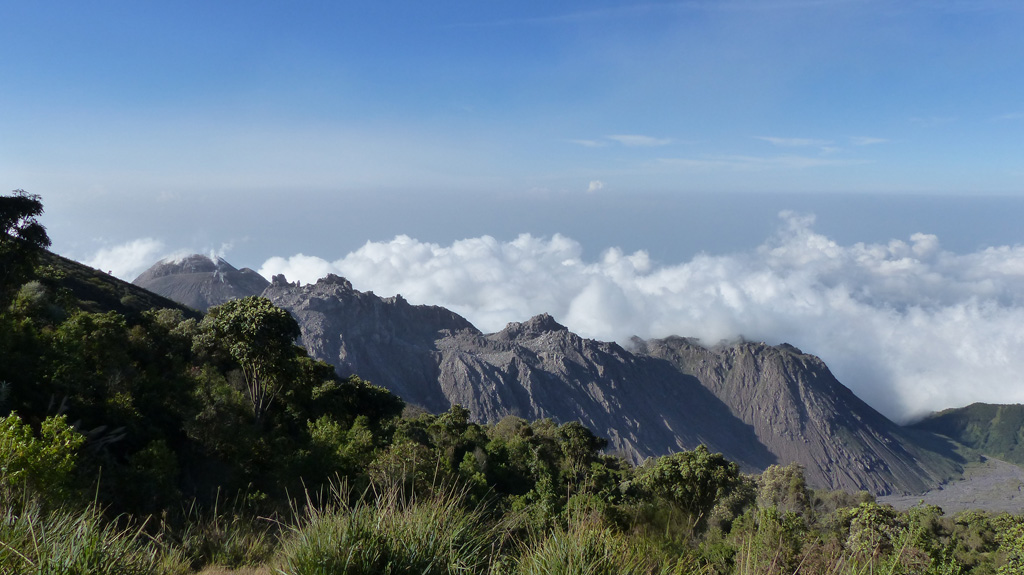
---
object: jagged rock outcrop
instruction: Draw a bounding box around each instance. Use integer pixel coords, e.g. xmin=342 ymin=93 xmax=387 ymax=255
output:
xmin=262 ymin=273 xmax=961 ymax=494
xmin=633 ymin=336 xmax=960 ymax=494
xmin=431 ymin=314 xmax=776 ymax=471
xmin=262 ymin=274 xmax=478 ymax=411
xmin=132 ymin=254 xmax=269 ymax=311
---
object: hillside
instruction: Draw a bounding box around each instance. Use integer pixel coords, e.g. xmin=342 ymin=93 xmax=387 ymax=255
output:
xmin=636 ymin=336 xmax=961 ymax=493
xmin=910 ymin=403 xmax=1024 ymax=466
xmin=38 ymin=250 xmax=198 ymax=319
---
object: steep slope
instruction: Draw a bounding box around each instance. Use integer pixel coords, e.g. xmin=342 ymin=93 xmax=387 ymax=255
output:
xmin=910 ymin=403 xmax=1024 ymax=465
xmin=432 ymin=314 xmax=777 ymax=470
xmin=132 ymin=254 xmax=269 ymax=311
xmin=262 ymin=274 xmax=478 ymax=411
xmin=634 ymin=336 xmax=960 ymax=493
xmin=264 ymin=273 xmax=959 ymax=494
xmin=39 ymin=251 xmax=198 ymax=319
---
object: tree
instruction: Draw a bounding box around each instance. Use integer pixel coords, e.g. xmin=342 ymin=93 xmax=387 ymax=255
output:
xmin=841 ymin=502 xmax=907 ymax=561
xmin=639 ymin=444 xmax=740 ymax=536
xmin=757 ymin=463 xmax=811 ymax=517
xmin=207 ymin=296 xmax=301 ymax=424
xmin=0 ymin=190 xmax=51 ymax=297
xmin=557 ymin=420 xmax=608 ymax=480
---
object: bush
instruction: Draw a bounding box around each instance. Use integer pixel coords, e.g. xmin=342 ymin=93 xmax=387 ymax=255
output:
xmin=276 ymin=485 xmax=496 ymax=575
xmin=0 ymin=412 xmax=84 ymax=506
xmin=513 ymin=519 xmax=706 ymax=575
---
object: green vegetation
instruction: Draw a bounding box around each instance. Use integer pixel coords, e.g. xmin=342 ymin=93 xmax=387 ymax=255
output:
xmin=3 ymin=190 xmax=1024 ymax=574
xmin=912 ymin=403 xmax=1024 ymax=466
xmin=0 ymin=189 xmax=51 ymax=303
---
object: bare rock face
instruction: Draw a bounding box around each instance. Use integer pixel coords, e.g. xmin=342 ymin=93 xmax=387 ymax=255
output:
xmin=633 ymin=337 xmax=960 ymax=494
xmin=132 ymin=255 xmax=269 ymax=311
xmin=262 ymin=274 xmax=478 ymax=411
xmin=431 ymin=314 xmax=776 ymax=470
xmin=263 ymin=274 xmax=960 ymax=495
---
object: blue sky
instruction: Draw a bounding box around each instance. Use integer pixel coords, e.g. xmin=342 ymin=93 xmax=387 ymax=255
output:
xmin=4 ymin=1 xmax=1024 ymax=417
xmin=4 ymin=1 xmax=1023 ymax=206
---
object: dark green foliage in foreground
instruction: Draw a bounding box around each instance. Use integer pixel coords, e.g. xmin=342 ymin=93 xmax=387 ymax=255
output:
xmin=912 ymin=403 xmax=1024 ymax=466
xmin=638 ymin=445 xmax=740 ymax=537
xmin=0 ymin=189 xmax=51 ymax=303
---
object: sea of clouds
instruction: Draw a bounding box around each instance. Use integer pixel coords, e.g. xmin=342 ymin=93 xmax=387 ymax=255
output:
xmin=254 ymin=212 xmax=1024 ymax=423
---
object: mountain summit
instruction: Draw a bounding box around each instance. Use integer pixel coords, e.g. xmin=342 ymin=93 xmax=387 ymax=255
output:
xmin=132 ymin=254 xmax=269 ymax=311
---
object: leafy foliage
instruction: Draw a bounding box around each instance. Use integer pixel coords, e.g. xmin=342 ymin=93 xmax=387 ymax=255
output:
xmin=0 ymin=412 xmax=84 ymax=506
xmin=205 ymin=295 xmax=302 ymax=424
xmin=0 ymin=189 xmax=50 ymax=301
xmin=638 ymin=444 xmax=741 ymax=536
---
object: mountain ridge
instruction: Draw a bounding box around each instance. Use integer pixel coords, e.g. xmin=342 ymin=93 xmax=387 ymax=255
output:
xmin=910 ymin=403 xmax=1024 ymax=466
xmin=132 ymin=255 xmax=964 ymax=495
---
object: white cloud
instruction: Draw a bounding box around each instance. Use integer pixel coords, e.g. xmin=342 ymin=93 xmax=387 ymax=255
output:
xmin=587 ymin=180 xmax=604 ymax=193
xmin=658 ymin=154 xmax=864 ymax=171
xmin=850 ymin=136 xmax=888 ymax=146
xmin=755 ymin=136 xmax=832 ymax=148
xmin=84 ymin=238 xmax=166 ymax=280
xmin=605 ymin=134 xmax=673 ymax=147
xmin=260 ymin=216 xmax=1024 ymax=423
xmin=81 ymin=240 xmax=236 ymax=281
xmin=569 ymin=139 xmax=607 ymax=148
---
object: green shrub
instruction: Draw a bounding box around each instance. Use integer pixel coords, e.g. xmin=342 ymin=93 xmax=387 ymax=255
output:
xmin=0 ymin=412 xmax=84 ymax=506
xmin=513 ymin=520 xmax=706 ymax=575
xmin=276 ymin=486 xmax=496 ymax=575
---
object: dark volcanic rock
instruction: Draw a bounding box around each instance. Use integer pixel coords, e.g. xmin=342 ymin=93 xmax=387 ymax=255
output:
xmin=132 ymin=254 xmax=269 ymax=311
xmin=432 ymin=314 xmax=776 ymax=470
xmin=263 ymin=274 xmax=478 ymax=411
xmin=634 ymin=336 xmax=961 ymax=494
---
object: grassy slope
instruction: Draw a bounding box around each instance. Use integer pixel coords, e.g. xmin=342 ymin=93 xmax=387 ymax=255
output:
xmin=910 ymin=403 xmax=1024 ymax=466
xmin=37 ymin=250 xmax=200 ymax=319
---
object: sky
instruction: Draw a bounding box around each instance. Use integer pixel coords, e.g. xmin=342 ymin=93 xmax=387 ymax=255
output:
xmin=3 ymin=1 xmax=1024 ymax=422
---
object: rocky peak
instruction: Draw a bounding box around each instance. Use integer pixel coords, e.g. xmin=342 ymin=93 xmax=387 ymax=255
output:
xmin=136 ymin=254 xmax=224 ymax=278
xmin=260 ymin=273 xmax=959 ymax=493
xmin=497 ymin=313 xmax=568 ymax=340
xmin=317 ymin=274 xmax=354 ymax=290
xmin=132 ymin=254 xmax=269 ymax=311
xmin=262 ymin=277 xmax=478 ymax=412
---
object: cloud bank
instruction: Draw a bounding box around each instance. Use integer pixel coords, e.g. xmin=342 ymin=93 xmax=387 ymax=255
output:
xmin=259 ymin=213 xmax=1024 ymax=423
xmin=85 ymin=238 xmax=166 ymax=279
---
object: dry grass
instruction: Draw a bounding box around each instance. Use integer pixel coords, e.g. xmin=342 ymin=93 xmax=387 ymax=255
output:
xmin=196 ymin=566 xmax=274 ymax=575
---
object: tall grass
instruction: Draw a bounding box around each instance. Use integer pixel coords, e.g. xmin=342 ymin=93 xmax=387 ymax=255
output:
xmin=0 ymin=486 xmax=975 ymax=575
xmin=172 ymin=509 xmax=277 ymax=571
xmin=170 ymin=491 xmax=279 ymax=571
xmin=512 ymin=521 xmax=711 ymax=575
xmin=275 ymin=484 xmax=499 ymax=575
xmin=0 ymin=500 xmax=187 ymax=575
